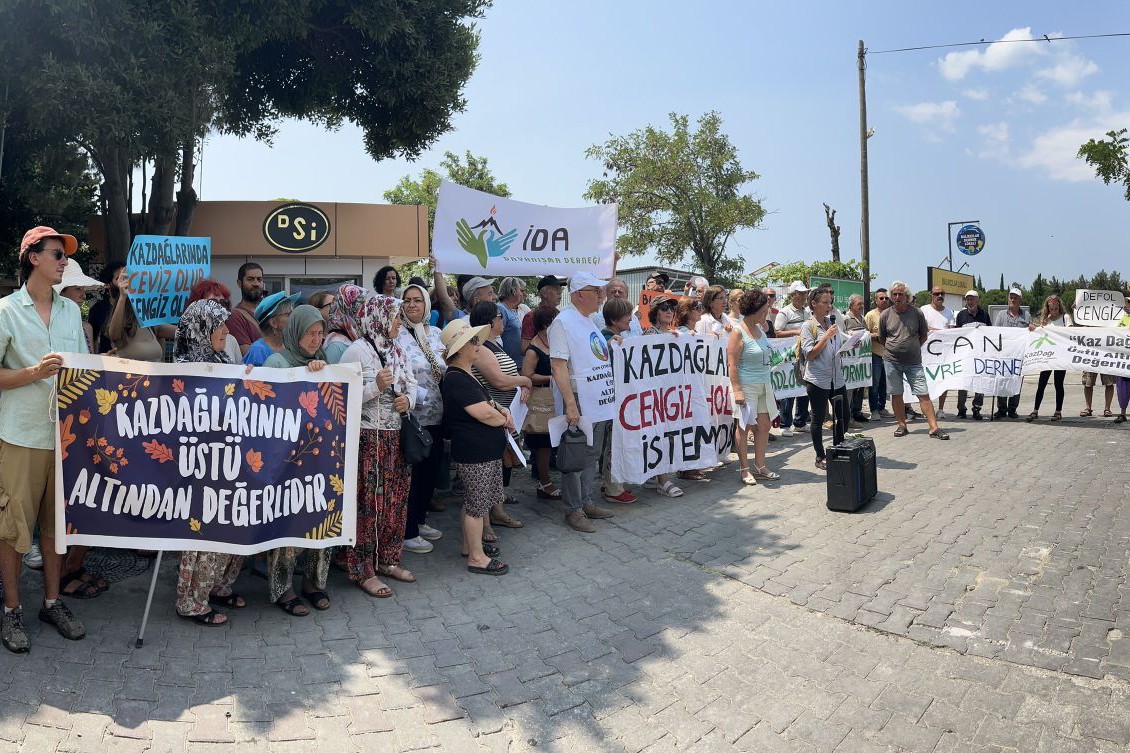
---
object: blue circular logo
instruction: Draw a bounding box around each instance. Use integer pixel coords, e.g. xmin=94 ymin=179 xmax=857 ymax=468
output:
xmin=956 ymin=224 xmax=985 ymax=256
xmin=589 ymin=331 xmax=609 ymax=361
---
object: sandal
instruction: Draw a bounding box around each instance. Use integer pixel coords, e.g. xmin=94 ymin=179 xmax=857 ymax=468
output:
xmin=179 ymin=609 xmax=226 ymax=626
xmin=893 ymin=425 xmax=908 ymax=437
xmin=358 ymin=578 xmax=393 ymax=598
xmin=503 ymin=494 xmax=520 ymax=506
xmin=59 ymin=571 xmax=104 ymax=599
xmin=301 ymin=589 xmax=331 ymax=610
xmin=740 ymin=470 xmax=758 ymax=486
xmin=377 ymin=565 xmax=417 ymax=583
xmin=815 ymin=458 xmax=828 ymax=470
xmin=656 ymin=480 xmax=684 ymax=498
xmin=1079 ymin=408 xmax=1093 ymax=417
xmin=752 ymin=465 xmax=780 ymax=481
xmin=489 ymin=511 xmax=524 ymax=529
xmin=677 ymin=470 xmax=710 ymax=482
xmin=536 ymin=483 xmax=562 ymax=500
xmin=467 ymin=558 xmax=510 ymax=576
xmin=1026 ymin=412 xmax=1038 ymax=423
xmin=276 ymin=596 xmax=309 ymax=617
xmin=929 ymin=429 xmax=950 ymax=440
xmin=1051 ymin=412 xmax=1062 ymax=422
xmin=463 ymin=543 xmax=500 ymax=558
xmin=1104 ymin=409 xmax=1114 ymax=417
xmin=208 ymin=592 xmax=246 ymax=609
xmin=482 ymin=530 xmax=499 ymax=544
xmin=66 ymin=567 xmax=109 ymax=593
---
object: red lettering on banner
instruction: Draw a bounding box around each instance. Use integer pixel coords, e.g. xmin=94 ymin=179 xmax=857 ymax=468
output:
xmin=618 ymin=385 xmax=694 ymax=431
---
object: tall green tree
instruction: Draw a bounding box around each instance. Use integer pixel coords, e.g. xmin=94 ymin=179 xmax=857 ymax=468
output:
xmin=1077 ymin=128 xmax=1130 ymax=200
xmin=743 ymin=259 xmax=872 ymax=290
xmin=583 ymin=112 xmax=765 ymax=285
xmin=5 ymin=0 xmax=489 ymax=260
xmin=384 ymin=150 xmax=509 ymax=281
xmin=999 ymin=273 xmax=1005 ymax=291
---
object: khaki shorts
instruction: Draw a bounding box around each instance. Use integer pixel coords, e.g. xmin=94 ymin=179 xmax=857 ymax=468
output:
xmin=739 ymin=382 xmax=780 ymax=421
xmin=1082 ymin=371 xmax=1115 ymax=387
xmin=0 ymin=441 xmax=56 ymax=554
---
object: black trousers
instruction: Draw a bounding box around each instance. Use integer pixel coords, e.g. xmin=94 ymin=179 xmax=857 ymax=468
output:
xmin=1033 ymin=370 xmax=1066 ymax=412
xmin=805 ymin=383 xmax=848 ymax=460
xmin=996 ymin=391 xmax=1022 ymax=416
xmin=405 ymin=425 xmax=444 ymax=540
xmin=957 ymin=390 xmax=984 ymax=414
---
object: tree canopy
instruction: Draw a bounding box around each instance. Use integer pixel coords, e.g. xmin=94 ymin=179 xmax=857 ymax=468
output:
xmin=1078 ymin=128 xmax=1130 ymax=201
xmin=584 ymin=112 xmax=764 ymax=286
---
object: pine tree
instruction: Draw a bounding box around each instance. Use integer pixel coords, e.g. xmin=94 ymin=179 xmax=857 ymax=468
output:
xmin=976 ymin=275 xmax=983 ymax=290
xmin=999 ymin=273 xmax=1005 ymax=291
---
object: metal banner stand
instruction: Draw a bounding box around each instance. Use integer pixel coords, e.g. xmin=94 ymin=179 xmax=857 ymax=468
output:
xmin=135 ymin=551 xmax=163 ymax=648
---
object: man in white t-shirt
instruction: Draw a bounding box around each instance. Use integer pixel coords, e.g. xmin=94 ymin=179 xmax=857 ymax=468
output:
xmin=922 ymin=286 xmax=955 ymax=417
xmin=548 ymin=272 xmax=617 ymax=533
xmin=773 ymin=281 xmax=811 ymax=436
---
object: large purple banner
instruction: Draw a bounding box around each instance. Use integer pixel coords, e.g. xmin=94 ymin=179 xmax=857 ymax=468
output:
xmin=54 ymin=355 xmax=361 ymax=555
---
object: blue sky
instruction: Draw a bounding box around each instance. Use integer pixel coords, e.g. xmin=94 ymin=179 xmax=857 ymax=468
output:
xmin=199 ymin=1 xmax=1130 ymax=290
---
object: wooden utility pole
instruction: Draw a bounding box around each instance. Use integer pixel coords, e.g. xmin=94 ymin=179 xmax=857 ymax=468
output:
xmin=858 ymin=40 xmax=871 ymax=305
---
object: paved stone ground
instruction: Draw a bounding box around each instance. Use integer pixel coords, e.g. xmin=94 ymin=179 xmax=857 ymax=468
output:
xmin=1 ymin=376 xmax=1128 ymax=751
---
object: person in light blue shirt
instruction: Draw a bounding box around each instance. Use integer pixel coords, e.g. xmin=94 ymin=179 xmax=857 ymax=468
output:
xmin=0 ymin=227 xmax=90 ymax=652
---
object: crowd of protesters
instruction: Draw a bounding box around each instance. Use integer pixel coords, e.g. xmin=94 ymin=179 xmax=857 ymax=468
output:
xmin=2 ymin=224 xmax=1129 ymax=651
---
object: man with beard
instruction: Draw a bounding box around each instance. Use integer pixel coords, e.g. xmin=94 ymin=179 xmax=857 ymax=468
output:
xmin=226 ymin=262 xmax=266 ymax=355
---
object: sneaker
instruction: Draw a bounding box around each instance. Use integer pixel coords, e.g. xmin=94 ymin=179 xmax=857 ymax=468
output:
xmin=38 ymin=600 xmax=85 ymax=641
xmin=418 ymin=524 xmax=443 ymax=541
xmin=403 ymin=536 xmax=434 ymax=554
xmin=565 ymin=510 xmax=596 ymax=533
xmin=936 ymin=410 xmax=947 ymax=420
xmin=793 ymin=422 xmax=808 ymax=431
xmin=22 ymin=544 xmax=43 ymax=571
xmin=781 ymin=427 xmax=794 ymax=437
xmin=605 ymin=490 xmax=638 ymax=504
xmin=956 ymin=410 xmax=967 ymax=419
xmin=2 ymin=608 xmax=29 ymax=653
xmin=972 ymin=411 xmax=983 ymax=421
xmin=582 ymin=505 xmax=614 ymax=520
xmin=852 ymin=414 xmax=871 ymax=423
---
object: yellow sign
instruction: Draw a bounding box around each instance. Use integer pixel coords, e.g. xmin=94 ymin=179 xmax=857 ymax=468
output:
xmin=927 ymin=267 xmax=974 ymax=296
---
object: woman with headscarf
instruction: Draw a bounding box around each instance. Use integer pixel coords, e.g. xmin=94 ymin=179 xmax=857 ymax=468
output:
xmin=396 ymin=284 xmax=447 ymax=554
xmin=341 ymin=295 xmax=418 ymax=596
xmin=324 ymin=284 xmax=369 ymax=364
xmin=261 ymin=305 xmax=332 ymax=614
xmin=172 ymin=300 xmax=246 ymax=625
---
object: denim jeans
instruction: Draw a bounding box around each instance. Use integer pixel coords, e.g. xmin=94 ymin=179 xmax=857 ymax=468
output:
xmin=868 ymin=353 xmax=888 ymax=412
xmin=779 ymin=396 xmax=810 ymax=429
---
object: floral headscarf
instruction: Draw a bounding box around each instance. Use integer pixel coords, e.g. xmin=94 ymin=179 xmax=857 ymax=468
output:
xmin=326 ymin=284 xmax=368 ymax=338
xmin=400 ymin=283 xmax=443 ymax=385
xmin=277 ymin=304 xmax=328 ymax=367
xmin=357 ymin=294 xmax=411 ymax=395
xmin=175 ymin=300 xmax=231 ymax=364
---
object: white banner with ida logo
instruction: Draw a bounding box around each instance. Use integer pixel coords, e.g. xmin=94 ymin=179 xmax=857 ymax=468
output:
xmin=432 ymin=181 xmax=617 ymax=277
xmin=610 ymin=335 xmax=734 ymax=485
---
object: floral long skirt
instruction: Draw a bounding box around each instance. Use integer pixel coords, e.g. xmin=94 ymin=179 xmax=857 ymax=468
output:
xmin=176 ymin=551 xmax=244 ymax=616
xmin=344 ymin=428 xmax=411 ymax=583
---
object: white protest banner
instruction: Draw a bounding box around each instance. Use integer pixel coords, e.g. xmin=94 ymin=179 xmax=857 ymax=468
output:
xmin=921 ymin=327 xmax=1029 ymax=399
xmin=126 ymin=235 xmax=211 ymax=327
xmin=611 ymin=335 xmax=733 ymax=484
xmin=1023 ymin=326 xmax=1130 ymax=378
xmin=433 ymin=181 xmax=617 ymax=277
xmin=56 ymin=356 xmax=361 ymax=555
xmin=841 ymin=332 xmax=872 ymax=391
xmin=768 ymin=337 xmax=806 ymax=399
xmin=1074 ymin=290 xmax=1126 ymax=327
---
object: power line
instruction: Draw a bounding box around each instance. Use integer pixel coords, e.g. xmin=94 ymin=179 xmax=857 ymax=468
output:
xmin=868 ymin=31 xmax=1130 ymax=55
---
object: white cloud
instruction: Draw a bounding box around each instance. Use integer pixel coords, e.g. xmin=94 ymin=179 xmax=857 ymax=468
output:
xmin=1036 ymin=53 xmax=1099 ymax=86
xmin=1015 ymin=111 xmax=1130 ymax=181
xmin=1015 ymin=83 xmax=1048 ymax=104
xmin=963 ymin=88 xmax=990 ymax=101
xmin=979 ymin=122 xmax=1009 ymax=143
xmin=974 ymin=122 xmax=1011 ymax=161
xmin=1066 ymin=90 xmax=1113 ymax=112
xmin=938 ymin=27 xmax=1046 ymax=80
xmin=894 ymin=100 xmax=960 ymax=132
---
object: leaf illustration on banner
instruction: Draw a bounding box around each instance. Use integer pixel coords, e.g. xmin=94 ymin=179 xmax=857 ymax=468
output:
xmin=243 ymin=380 xmax=276 ymax=400
xmin=224 ymin=383 xmax=235 ymax=396
xmin=79 ymin=409 xmax=91 ymax=425
xmin=172 ymin=379 xmax=185 ymax=393
xmin=319 ymin=382 xmax=346 ymax=423
xmin=304 ymin=510 xmax=343 ymax=541
xmin=143 ymin=440 xmax=174 ymax=463
xmin=60 ymin=414 xmax=76 ymax=460
xmin=328 ymin=499 xmax=336 ymax=511
xmin=330 ymin=474 xmax=344 ymax=495
xmin=299 ymin=390 xmax=319 ymax=417
xmin=56 ymin=368 xmax=97 ymax=409
xmin=245 ymin=449 xmax=263 ymax=473
xmin=189 ymin=518 xmax=202 ymax=534
xmin=95 ymin=388 xmax=118 ymax=415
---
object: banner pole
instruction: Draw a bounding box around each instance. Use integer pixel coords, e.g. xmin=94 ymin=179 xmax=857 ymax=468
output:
xmin=135 ymin=551 xmax=163 ymax=648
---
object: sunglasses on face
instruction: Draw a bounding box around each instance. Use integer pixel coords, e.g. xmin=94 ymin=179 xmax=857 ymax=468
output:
xmin=932 ymin=292 xmax=945 ymax=297
xmin=37 ymin=249 xmax=66 ymax=261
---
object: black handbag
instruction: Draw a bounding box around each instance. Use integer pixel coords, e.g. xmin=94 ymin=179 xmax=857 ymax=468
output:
xmin=555 ymin=426 xmax=590 ymax=473
xmin=400 ymin=410 xmax=433 ymax=465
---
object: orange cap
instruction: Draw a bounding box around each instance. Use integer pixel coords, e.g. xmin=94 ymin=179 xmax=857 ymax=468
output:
xmin=20 ymin=226 xmax=78 ymax=260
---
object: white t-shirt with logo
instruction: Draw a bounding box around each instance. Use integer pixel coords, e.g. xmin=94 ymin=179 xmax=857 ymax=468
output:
xmin=549 ymin=308 xmax=615 ymax=421
xmin=922 ymin=305 xmax=955 ymax=331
